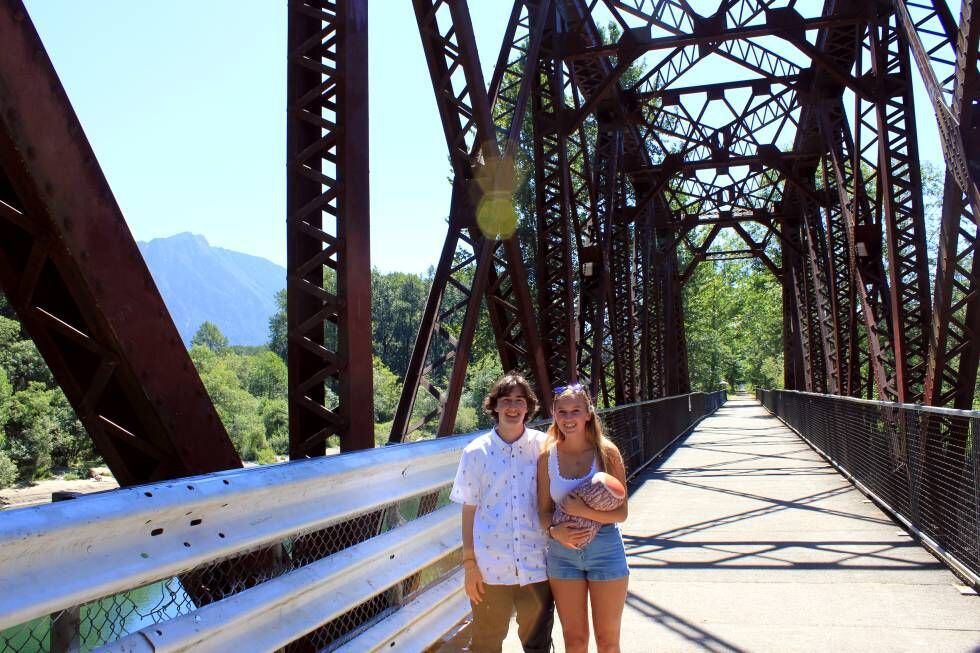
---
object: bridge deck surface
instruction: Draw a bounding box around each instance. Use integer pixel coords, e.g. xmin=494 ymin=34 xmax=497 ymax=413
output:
xmin=487 ymin=396 xmax=979 ymax=652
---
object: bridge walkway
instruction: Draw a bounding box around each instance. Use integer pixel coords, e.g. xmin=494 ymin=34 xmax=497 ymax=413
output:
xmin=485 ymin=396 xmax=980 ymax=652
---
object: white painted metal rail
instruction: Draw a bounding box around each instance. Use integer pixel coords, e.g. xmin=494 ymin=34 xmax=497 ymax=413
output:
xmin=0 ymin=432 xmax=477 ymax=651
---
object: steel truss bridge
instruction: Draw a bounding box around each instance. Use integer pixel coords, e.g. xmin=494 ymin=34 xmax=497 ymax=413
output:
xmin=0 ymin=0 xmax=977 ymax=650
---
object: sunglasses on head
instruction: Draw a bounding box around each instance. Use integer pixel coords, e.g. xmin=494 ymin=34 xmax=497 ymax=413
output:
xmin=553 ymin=383 xmax=584 ymax=395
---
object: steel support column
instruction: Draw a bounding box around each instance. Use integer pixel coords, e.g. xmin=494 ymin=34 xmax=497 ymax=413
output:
xmin=925 ymin=0 xmax=980 ymax=409
xmin=287 ymin=0 xmax=373 ymax=458
xmin=532 ymin=3 xmax=577 ymax=386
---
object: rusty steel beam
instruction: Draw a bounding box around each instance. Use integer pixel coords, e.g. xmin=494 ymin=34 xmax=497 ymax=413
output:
xmin=0 ymin=2 xmax=241 ymax=486
xmin=562 ymin=13 xmax=864 ymax=62
xmin=780 ymin=216 xmax=808 ymax=391
xmin=925 ymin=0 xmax=980 ymax=409
xmin=855 ymin=12 xmax=934 ymax=403
xmin=532 ymin=2 xmax=578 ymax=386
xmin=578 ymin=126 xmax=620 ymax=398
xmin=820 ymin=103 xmax=896 ymax=401
xmin=797 ymin=190 xmax=842 ymax=394
xmin=607 ymin=189 xmax=638 ymax=405
xmin=662 ymin=232 xmax=690 ymax=395
xmin=560 ymin=0 xmax=680 ymax=404
xmin=894 ymin=0 xmax=980 ymax=213
xmin=390 ymin=0 xmax=551 ymax=441
xmin=286 ymin=0 xmax=374 ymax=457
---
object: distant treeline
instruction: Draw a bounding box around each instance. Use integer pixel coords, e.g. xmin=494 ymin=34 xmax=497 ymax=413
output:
xmin=0 ymin=260 xmax=782 ymax=487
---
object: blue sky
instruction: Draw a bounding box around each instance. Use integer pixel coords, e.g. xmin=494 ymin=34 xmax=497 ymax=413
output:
xmin=23 ymin=1 xmax=513 ymax=273
xmin=22 ymin=2 xmax=944 ymax=272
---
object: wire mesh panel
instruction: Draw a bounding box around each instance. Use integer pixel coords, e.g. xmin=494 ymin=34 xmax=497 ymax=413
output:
xmin=592 ymin=391 xmax=725 ymax=479
xmin=760 ymin=389 xmax=980 ymax=584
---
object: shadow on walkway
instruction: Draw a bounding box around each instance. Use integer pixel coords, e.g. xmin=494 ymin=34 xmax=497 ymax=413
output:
xmin=615 ymin=397 xmax=980 ymax=652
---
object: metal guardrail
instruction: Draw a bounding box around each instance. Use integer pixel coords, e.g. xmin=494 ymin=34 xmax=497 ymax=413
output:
xmin=758 ymin=389 xmax=980 ymax=589
xmin=0 ymin=391 xmax=726 ymax=652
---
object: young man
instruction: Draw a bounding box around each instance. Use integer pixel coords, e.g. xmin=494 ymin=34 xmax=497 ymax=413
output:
xmin=449 ymin=372 xmax=554 ymax=653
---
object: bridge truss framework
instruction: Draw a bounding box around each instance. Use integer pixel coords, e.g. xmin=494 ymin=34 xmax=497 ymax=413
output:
xmin=0 ymin=0 xmax=977 ymax=477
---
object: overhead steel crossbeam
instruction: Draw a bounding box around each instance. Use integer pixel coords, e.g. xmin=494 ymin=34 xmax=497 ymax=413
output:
xmin=286 ymin=0 xmax=374 ymax=457
xmin=0 ymin=2 xmax=241 ymax=485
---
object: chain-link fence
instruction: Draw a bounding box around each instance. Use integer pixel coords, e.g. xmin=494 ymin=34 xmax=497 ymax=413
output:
xmin=759 ymin=389 xmax=980 ymax=586
xmin=528 ymin=392 xmax=725 ymax=479
xmin=594 ymin=391 xmax=727 ymax=480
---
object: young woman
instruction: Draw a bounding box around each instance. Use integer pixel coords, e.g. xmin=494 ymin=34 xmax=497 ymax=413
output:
xmin=537 ymin=383 xmax=629 ymax=653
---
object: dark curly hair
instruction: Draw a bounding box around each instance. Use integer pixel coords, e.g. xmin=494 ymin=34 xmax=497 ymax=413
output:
xmin=482 ymin=371 xmax=539 ymax=424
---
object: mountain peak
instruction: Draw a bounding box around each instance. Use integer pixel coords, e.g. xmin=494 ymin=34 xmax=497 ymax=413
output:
xmin=138 ymin=235 xmax=285 ymax=346
xmin=142 ymin=232 xmax=210 ymax=249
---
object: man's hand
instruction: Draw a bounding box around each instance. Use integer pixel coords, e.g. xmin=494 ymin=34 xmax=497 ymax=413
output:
xmin=464 ymin=562 xmax=486 ymax=603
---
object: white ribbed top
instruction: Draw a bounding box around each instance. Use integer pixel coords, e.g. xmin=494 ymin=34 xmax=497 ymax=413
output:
xmin=548 ymin=444 xmax=597 ymax=505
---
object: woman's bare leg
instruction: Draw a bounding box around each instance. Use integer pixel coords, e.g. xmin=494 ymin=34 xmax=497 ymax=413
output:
xmin=589 ymin=577 xmax=628 ymax=653
xmin=549 ymin=578 xmax=589 ymax=653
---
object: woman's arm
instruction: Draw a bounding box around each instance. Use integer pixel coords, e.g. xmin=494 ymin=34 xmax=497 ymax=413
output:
xmin=560 ymin=446 xmax=629 ymax=524
xmin=539 ymin=451 xmax=591 ymax=548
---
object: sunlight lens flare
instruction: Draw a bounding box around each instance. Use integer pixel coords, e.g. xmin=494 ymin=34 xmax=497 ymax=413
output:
xmin=474 ymin=150 xmax=519 ymax=240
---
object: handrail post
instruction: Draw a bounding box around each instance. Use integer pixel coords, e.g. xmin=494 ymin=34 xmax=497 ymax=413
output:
xmin=50 ymin=491 xmax=81 ymax=653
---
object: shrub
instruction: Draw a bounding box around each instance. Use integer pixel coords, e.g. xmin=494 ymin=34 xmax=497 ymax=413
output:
xmin=0 ymin=450 xmax=16 ymax=488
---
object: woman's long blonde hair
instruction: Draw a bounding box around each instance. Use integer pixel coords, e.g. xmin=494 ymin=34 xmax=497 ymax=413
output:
xmin=546 ymin=384 xmax=618 ymax=473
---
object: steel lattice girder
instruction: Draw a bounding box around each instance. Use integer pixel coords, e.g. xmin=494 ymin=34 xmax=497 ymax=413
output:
xmin=532 ymin=2 xmax=578 ymax=387
xmin=389 ymin=0 xmax=551 ymax=442
xmin=924 ymin=0 xmax=980 ymax=410
xmin=561 ymin=0 xmax=689 ymax=403
xmin=0 ymin=2 xmax=241 ymax=486
xmin=286 ymin=0 xmax=375 ymax=457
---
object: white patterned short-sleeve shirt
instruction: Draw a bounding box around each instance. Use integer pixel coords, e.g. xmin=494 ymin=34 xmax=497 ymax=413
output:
xmin=450 ymin=426 xmax=549 ymax=585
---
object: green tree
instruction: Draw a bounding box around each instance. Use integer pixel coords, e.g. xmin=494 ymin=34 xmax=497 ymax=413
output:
xmin=682 ymin=233 xmax=783 ymax=391
xmin=260 ymin=397 xmax=289 ymax=455
xmin=49 ymin=388 xmax=94 ymax=467
xmin=0 ymin=317 xmax=54 ymax=391
xmin=190 ymin=346 xmax=272 ymax=461
xmin=372 ymin=269 xmax=428 ymax=376
xmin=464 ymin=353 xmax=504 ymax=429
xmin=5 ymin=382 xmax=56 ymax=480
xmin=0 ymin=292 xmax=15 ymax=320
xmin=0 ymin=367 xmax=15 ymax=487
xmin=373 ymin=356 xmax=401 ymax=423
xmin=268 ymin=289 xmax=288 ymax=361
xmin=0 ymin=367 xmax=11 ymax=431
xmin=246 ymin=350 xmax=288 ymax=399
xmin=0 ymin=451 xmax=16 ymax=488
xmin=192 ymin=321 xmax=229 ymax=353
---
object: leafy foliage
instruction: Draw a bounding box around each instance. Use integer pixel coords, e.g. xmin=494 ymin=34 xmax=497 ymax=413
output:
xmin=0 ymin=229 xmax=784 ymax=491
xmin=191 ymin=321 xmax=230 ymax=352
xmin=0 ymin=313 xmax=94 ymax=486
xmin=684 ymin=237 xmax=783 ymax=391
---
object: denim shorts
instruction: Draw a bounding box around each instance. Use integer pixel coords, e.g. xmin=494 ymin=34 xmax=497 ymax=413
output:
xmin=546 ymin=523 xmax=629 ymax=581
